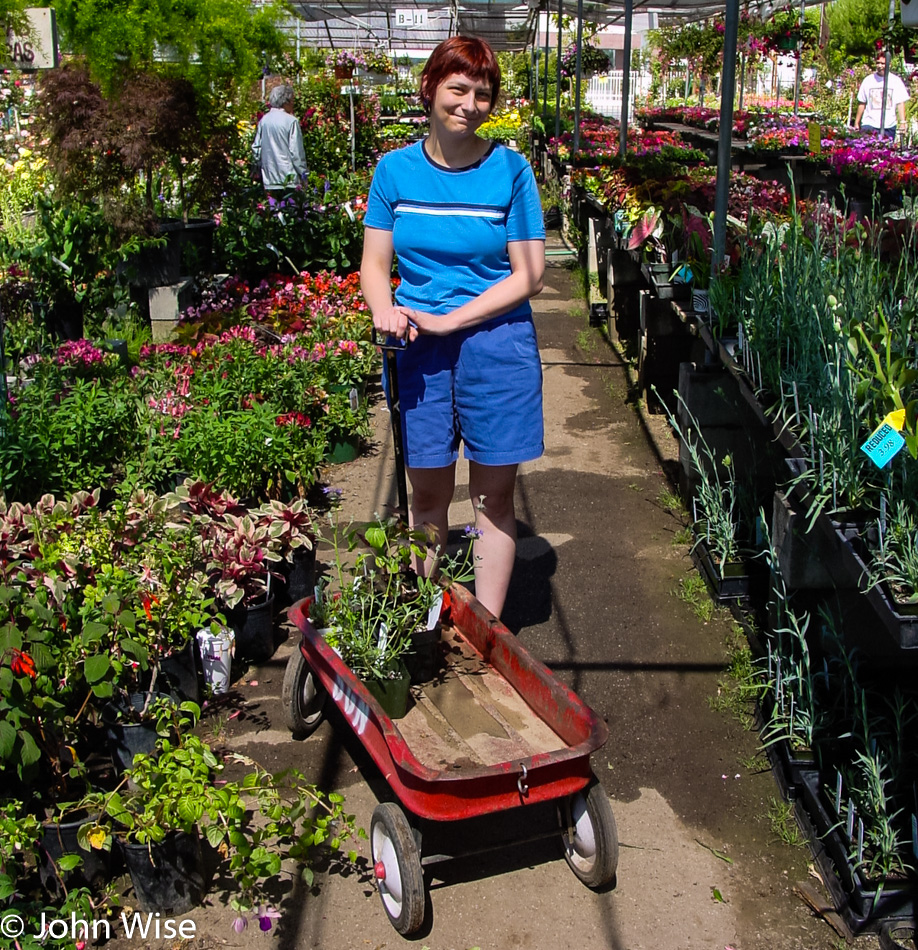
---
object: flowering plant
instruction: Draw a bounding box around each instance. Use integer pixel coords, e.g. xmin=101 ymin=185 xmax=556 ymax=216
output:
xmin=361 ymin=49 xmax=395 ymax=75
xmin=325 ymin=49 xmax=366 ymax=70
xmin=763 ymin=7 xmax=818 ymax=53
xmin=559 ymin=43 xmax=612 ymax=78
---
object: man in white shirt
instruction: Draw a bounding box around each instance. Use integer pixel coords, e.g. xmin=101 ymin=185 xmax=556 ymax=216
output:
xmin=854 ymin=51 xmax=909 ymax=138
xmin=252 ymin=84 xmax=308 ymax=192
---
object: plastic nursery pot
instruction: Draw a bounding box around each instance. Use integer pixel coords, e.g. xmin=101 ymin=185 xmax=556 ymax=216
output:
xmin=363 ymin=662 xmax=411 ymax=720
xmin=326 ymin=431 xmax=361 ymax=464
xmin=227 ymin=594 xmax=277 ymax=664
xmin=39 ymin=811 xmax=119 ymax=897
xmin=122 ymin=830 xmax=207 ymax=914
xmin=102 ymin=692 xmax=173 ymax=773
xmin=404 ymin=626 xmax=442 ymax=685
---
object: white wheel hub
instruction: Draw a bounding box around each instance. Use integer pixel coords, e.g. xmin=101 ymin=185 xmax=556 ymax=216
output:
xmin=373 ymin=824 xmax=404 ymax=915
xmin=565 ymin=793 xmax=597 ymax=871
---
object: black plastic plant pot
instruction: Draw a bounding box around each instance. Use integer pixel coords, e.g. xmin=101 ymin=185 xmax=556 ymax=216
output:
xmin=155 ymin=640 xmax=201 ymax=704
xmin=39 ymin=811 xmax=119 ymax=897
xmin=102 ymin=692 xmax=172 ymax=773
xmin=227 ymin=594 xmax=276 ymax=663
xmin=589 ymin=302 xmax=610 ymax=328
xmin=404 ymin=626 xmax=442 ymax=685
xmin=123 ymin=830 xmax=206 ymax=914
xmin=277 ymin=547 xmax=318 ymax=610
xmin=690 ymin=538 xmax=749 ymax=603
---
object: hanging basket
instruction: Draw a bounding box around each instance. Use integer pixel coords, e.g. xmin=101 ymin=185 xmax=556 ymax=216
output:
xmin=334 ymin=65 xmax=354 ymax=80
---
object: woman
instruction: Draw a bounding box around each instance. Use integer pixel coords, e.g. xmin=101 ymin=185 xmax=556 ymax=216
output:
xmin=360 ymin=36 xmax=546 ymax=620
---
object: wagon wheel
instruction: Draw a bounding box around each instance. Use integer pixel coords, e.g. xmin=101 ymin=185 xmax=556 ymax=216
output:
xmin=371 ymin=802 xmax=426 ymax=935
xmin=282 ymin=650 xmax=327 ymax=739
xmin=559 ymin=778 xmax=619 ymax=888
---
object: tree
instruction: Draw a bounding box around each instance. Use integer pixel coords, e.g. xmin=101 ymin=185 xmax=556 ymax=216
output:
xmin=826 ymin=0 xmax=891 ymax=59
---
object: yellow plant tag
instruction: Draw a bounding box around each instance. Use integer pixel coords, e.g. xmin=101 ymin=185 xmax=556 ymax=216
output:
xmin=808 ymin=122 xmax=822 ymax=155
xmin=885 ymin=409 xmax=906 ymax=431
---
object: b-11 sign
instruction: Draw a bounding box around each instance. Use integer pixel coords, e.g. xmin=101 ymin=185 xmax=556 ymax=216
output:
xmin=394 ymin=8 xmax=429 ymax=27
xmin=5 ymin=8 xmax=59 ymax=69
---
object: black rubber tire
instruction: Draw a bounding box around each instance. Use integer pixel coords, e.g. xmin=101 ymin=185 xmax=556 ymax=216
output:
xmin=281 ymin=650 xmax=326 ymax=739
xmin=880 ymin=922 xmax=918 ymax=950
xmin=559 ymin=778 xmax=619 ymax=888
xmin=370 ymin=802 xmax=425 ymax=935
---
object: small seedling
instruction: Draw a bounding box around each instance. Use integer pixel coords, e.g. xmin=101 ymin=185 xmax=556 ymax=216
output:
xmin=658 ymin=488 xmax=685 ymax=513
xmin=677 ymin=574 xmax=714 ymax=622
xmin=766 ymin=797 xmax=806 ymax=848
xmin=672 ymin=526 xmax=693 ymax=547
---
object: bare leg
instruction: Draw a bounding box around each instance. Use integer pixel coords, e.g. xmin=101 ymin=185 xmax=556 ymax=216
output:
xmin=467 ymin=461 xmax=519 ymax=619
xmin=407 ymin=463 xmax=456 ymax=573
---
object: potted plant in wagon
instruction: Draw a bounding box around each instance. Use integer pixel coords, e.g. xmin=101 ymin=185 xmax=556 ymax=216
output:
xmin=304 ymin=514 xmax=475 ymax=719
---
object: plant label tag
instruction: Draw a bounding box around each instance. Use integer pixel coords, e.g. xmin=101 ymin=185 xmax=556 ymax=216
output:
xmin=861 ymin=422 xmax=905 ymax=468
xmin=808 ymin=122 xmax=822 ymax=155
xmin=427 ymin=593 xmax=443 ymax=630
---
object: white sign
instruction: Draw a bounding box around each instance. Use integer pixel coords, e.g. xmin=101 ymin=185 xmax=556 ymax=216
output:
xmin=4 ymin=8 xmax=58 ymax=69
xmin=394 ymin=8 xmax=429 ymax=27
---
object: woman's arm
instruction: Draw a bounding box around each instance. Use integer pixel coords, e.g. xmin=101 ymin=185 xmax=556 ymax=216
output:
xmin=409 ymin=239 xmax=545 ymax=337
xmin=360 ymin=227 xmax=416 ymax=339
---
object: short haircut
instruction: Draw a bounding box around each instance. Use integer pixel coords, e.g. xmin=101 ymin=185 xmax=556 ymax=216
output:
xmin=269 ymin=84 xmax=295 ymax=108
xmin=419 ymin=37 xmax=501 ymax=115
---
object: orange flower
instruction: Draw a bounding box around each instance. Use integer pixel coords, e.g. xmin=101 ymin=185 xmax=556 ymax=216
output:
xmin=10 ymin=648 xmax=37 ymax=679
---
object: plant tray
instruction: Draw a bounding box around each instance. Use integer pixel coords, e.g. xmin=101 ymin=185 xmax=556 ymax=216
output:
xmin=797 ymin=770 xmax=917 ymax=934
xmin=691 ymin=539 xmax=750 ymax=603
xmin=837 ymin=541 xmax=918 ymax=651
xmin=650 ymin=273 xmax=691 ymax=302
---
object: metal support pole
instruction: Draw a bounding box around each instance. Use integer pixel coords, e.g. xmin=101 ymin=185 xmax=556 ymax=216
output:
xmin=349 ymin=90 xmax=356 ymax=172
xmin=793 ymin=0 xmax=805 ymax=115
xmin=554 ymin=0 xmax=563 ymax=141
xmin=572 ymin=0 xmax=584 ymax=157
xmin=542 ymin=6 xmax=550 ymax=121
xmin=713 ymin=0 xmax=739 ymax=272
xmin=739 ymin=51 xmax=745 ymax=111
xmin=880 ymin=0 xmax=895 ymax=132
xmin=619 ymin=0 xmax=633 ymax=155
xmin=530 ymin=45 xmax=535 ymax=106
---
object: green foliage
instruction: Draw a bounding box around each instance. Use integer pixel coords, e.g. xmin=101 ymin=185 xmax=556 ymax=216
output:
xmin=213 ymin=172 xmax=371 ymax=278
xmin=826 ymin=0 xmax=891 ymax=59
xmin=53 ymin=0 xmax=289 ymax=102
xmin=296 ymin=76 xmax=382 ymax=177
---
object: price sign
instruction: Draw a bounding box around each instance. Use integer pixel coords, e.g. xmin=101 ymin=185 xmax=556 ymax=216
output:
xmin=861 ymin=411 xmax=907 ymax=469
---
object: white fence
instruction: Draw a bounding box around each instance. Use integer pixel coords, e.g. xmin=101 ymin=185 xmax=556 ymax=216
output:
xmin=584 ymin=70 xmax=652 ymax=121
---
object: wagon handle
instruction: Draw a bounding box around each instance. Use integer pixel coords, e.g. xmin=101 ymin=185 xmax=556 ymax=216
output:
xmin=517 ymin=763 xmax=529 ymax=798
xmin=372 ymin=327 xmax=410 ymax=520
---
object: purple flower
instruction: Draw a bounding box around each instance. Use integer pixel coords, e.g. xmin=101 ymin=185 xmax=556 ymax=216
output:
xmin=232 ymin=916 xmax=248 ymax=933
xmin=463 ymin=525 xmax=484 ymax=539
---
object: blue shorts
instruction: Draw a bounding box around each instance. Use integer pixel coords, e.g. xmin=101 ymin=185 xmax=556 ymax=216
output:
xmin=387 ymin=315 xmax=544 ymax=469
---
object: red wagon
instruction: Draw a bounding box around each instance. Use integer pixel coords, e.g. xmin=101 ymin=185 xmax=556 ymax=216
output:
xmin=283 ymin=583 xmax=618 ymax=935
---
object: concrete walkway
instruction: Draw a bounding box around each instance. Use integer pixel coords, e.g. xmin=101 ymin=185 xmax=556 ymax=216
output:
xmin=115 ymin=235 xmax=874 ymax=950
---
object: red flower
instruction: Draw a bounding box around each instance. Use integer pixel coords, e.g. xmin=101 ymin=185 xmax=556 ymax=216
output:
xmin=10 ymin=649 xmax=37 ymax=679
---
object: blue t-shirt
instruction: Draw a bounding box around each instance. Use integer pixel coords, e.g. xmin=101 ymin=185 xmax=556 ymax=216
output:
xmin=364 ymin=140 xmax=546 ymax=319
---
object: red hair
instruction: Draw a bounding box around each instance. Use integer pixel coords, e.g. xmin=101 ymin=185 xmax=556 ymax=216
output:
xmin=419 ymin=37 xmax=501 ymax=115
